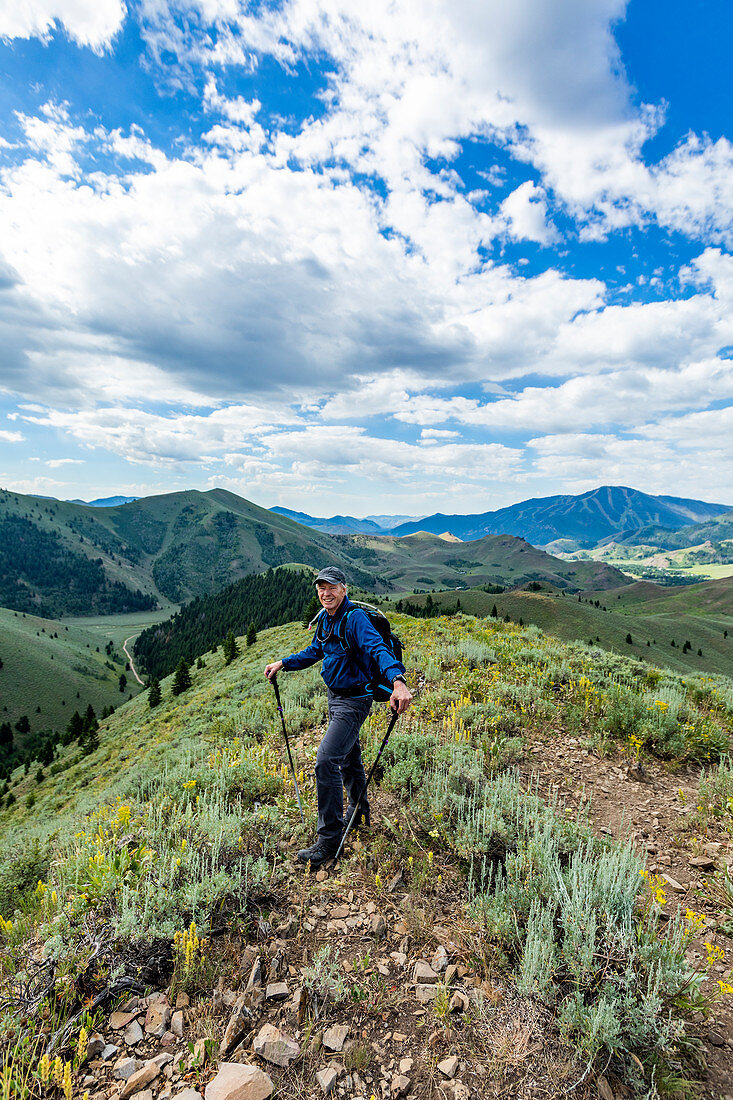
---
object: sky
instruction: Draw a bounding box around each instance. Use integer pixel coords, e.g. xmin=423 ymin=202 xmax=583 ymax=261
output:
xmin=0 ymin=0 xmax=732 ymax=517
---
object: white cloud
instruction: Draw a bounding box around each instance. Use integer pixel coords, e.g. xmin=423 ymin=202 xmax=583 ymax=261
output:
xmin=501 ymin=181 xmax=558 ymax=245
xmin=0 ymin=0 xmax=125 ymax=51
xmin=47 ymin=457 xmax=84 ymax=467
xmin=0 ymin=429 xmax=24 ymax=442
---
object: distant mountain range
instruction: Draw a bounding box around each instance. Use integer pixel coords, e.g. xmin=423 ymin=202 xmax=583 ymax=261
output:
xmin=0 ymin=486 xmax=628 ymax=617
xmin=69 ymin=495 xmax=140 ymax=507
xmin=270 ymin=506 xmax=421 ymax=535
xmin=275 ymin=486 xmax=730 ymax=548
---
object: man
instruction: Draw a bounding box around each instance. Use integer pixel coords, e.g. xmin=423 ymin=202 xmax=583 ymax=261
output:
xmin=265 ymin=566 xmax=412 ymax=869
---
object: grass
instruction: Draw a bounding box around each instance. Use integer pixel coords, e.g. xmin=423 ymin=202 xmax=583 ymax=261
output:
xmin=385 ymin=582 xmax=733 ymax=679
xmin=0 ymin=606 xmax=146 ymax=735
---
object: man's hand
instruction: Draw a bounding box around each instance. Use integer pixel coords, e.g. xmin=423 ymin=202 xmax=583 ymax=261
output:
xmin=264 ymin=660 xmax=283 ymax=680
xmin=390 ymin=678 xmax=413 ymax=715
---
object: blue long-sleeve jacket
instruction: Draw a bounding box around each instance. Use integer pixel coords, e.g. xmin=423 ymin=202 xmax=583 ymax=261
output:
xmin=281 ymin=597 xmax=404 ymax=694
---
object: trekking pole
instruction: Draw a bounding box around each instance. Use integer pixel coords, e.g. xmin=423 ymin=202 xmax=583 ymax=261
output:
xmin=334 ymin=706 xmax=400 ymax=862
xmin=270 ymin=675 xmax=305 ymax=823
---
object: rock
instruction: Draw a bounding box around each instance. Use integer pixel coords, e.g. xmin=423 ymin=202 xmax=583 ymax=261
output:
xmin=205 ymin=1063 xmax=274 ymax=1100
xmin=444 ymin=963 xmax=458 ymax=985
xmin=453 ymin=1082 xmax=470 ymax=1100
xmin=161 ymin=1030 xmax=177 ymax=1047
xmin=391 ymin=1075 xmax=411 ymax=1097
xmin=247 ymin=957 xmax=263 ymax=990
xmin=265 ymin=982 xmax=289 ymax=1001
xmin=134 ymin=1092 xmax=154 ymax=1100
xmin=597 ymin=1076 xmax=614 ymax=1100
xmin=120 ymin=1061 xmax=161 ymax=1098
xmin=315 ymin=1066 xmax=339 ymax=1095
xmin=315 ymin=869 xmax=329 ymax=881
xmin=708 ymin=1031 xmax=726 ymax=1047
xmin=322 ymin=1024 xmax=349 ymax=1053
xmin=399 ymin=1058 xmax=413 ymax=1074
xmin=449 ymin=991 xmax=469 ymax=1013
xmin=690 ymin=856 xmax=717 ymax=871
xmin=370 ymin=913 xmax=386 ymax=937
xmin=110 ymin=1010 xmax=139 ymax=1030
xmin=101 ymin=1043 xmax=119 ymax=1061
xmin=431 ymin=945 xmax=449 ymax=973
xmin=124 ymin=1020 xmax=144 ymax=1046
xmin=252 ymin=1023 xmax=300 ymax=1067
xmin=220 ymin=998 xmax=254 ymax=1057
xmin=175 ymin=991 xmax=190 ymax=1009
xmin=392 ymin=1032 xmax=407 ymax=1043
xmin=390 ymin=952 xmax=407 ymax=968
xmin=415 ymin=985 xmax=440 ymax=1003
xmin=145 ymin=1000 xmax=171 ymax=1038
xmin=175 ymin=1092 xmax=204 ymax=1100
xmin=661 ymin=874 xmax=686 ymax=894
xmin=171 ymin=1011 xmax=184 ymax=1038
xmin=114 ymin=1057 xmax=138 ymax=1081
xmin=86 ymin=1033 xmax=106 ymax=1059
xmin=387 ymin=871 xmax=403 ymax=892
xmin=413 ymin=961 xmax=438 ymax=984
xmin=438 ymin=1056 xmax=459 ymax=1079
xmin=331 ymin=905 xmax=350 ymax=919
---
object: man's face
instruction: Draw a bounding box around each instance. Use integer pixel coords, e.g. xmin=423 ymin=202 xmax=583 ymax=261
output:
xmin=317 ymin=581 xmax=346 ymax=614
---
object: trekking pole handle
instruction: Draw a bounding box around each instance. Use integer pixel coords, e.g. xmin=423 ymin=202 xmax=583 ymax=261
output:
xmin=270 ymin=673 xmax=283 ymax=711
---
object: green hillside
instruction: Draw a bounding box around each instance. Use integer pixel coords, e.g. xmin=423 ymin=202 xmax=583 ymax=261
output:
xmin=0 ymin=606 xmax=148 ymax=741
xmin=388 ymin=578 xmax=733 ymax=678
xmin=1 ymin=615 xmax=731 ymax=1097
xmin=347 ymin=530 xmax=627 ymax=591
xmin=0 ymin=488 xmax=629 ymax=619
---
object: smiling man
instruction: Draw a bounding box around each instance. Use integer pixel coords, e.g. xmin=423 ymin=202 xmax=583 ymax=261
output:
xmin=265 ymin=566 xmax=412 ymax=869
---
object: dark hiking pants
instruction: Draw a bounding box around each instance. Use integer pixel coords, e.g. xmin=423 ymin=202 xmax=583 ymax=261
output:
xmin=315 ymin=690 xmax=373 ymax=846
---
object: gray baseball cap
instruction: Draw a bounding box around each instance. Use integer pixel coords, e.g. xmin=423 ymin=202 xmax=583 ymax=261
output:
xmin=315 ymin=566 xmax=347 ymax=585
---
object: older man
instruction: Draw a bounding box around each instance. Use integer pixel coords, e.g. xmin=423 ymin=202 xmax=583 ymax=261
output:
xmin=265 ymin=566 xmax=412 ymax=869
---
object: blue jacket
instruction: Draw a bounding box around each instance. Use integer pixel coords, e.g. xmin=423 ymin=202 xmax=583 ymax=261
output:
xmin=281 ymin=597 xmax=405 ymax=694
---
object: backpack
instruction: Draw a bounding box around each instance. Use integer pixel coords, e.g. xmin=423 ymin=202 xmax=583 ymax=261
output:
xmin=311 ymin=602 xmax=404 ymax=701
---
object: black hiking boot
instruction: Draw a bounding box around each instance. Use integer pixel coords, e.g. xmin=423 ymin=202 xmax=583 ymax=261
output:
xmin=296 ymin=838 xmax=340 ymax=869
xmin=344 ymin=802 xmax=371 ymax=830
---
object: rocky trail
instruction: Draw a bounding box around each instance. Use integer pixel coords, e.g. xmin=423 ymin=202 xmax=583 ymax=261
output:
xmin=73 ymin=723 xmax=733 ymax=1100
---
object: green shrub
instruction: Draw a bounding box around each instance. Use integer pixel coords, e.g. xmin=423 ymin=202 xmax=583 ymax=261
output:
xmin=0 ymin=838 xmax=49 ymax=918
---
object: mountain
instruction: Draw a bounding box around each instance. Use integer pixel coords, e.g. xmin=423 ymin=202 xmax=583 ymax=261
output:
xmin=1 ymin=487 xmax=626 ymax=617
xmin=270 ymin=506 xmax=386 ymax=535
xmin=69 ymin=495 xmax=140 ymax=507
xmin=392 ymin=486 xmax=731 ymax=547
xmin=617 ymin=509 xmax=733 ymax=551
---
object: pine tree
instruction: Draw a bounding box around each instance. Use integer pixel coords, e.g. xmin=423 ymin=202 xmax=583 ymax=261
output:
xmin=222 ymin=631 xmax=239 ymax=666
xmin=625 ymin=633 xmax=633 ymax=645
xmin=83 ymin=704 xmax=98 ymax=734
xmin=246 ymin=622 xmax=257 ymax=647
xmin=172 ymin=658 xmax=191 ymax=696
xmin=148 ymin=678 xmax=161 ymax=708
xmin=119 ymin=672 xmax=127 ymax=692
xmin=302 ymin=594 xmax=320 ymax=627
xmin=491 ymin=604 xmax=498 ymax=618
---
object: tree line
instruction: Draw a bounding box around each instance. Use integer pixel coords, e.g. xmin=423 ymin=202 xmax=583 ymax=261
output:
xmin=134 ymin=568 xmax=314 ymax=680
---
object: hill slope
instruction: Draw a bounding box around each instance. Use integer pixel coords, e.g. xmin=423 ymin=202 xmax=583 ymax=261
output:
xmin=393 ymin=485 xmax=731 ymax=546
xmin=1 ymin=615 xmax=731 ymax=1096
xmin=0 ymin=605 xmax=145 ymax=741
xmin=395 ymin=578 xmax=733 ymax=678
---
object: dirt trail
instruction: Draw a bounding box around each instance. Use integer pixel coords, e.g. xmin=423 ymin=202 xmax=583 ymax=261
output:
xmin=123 ymin=634 xmax=145 ymax=685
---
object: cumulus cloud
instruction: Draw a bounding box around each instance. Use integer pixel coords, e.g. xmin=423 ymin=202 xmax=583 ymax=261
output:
xmin=0 ymin=0 xmax=126 ymax=51
xmin=0 ymin=429 xmax=24 ymax=442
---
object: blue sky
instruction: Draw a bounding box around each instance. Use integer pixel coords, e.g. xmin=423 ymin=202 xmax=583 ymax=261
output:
xmin=0 ymin=0 xmax=732 ymax=515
